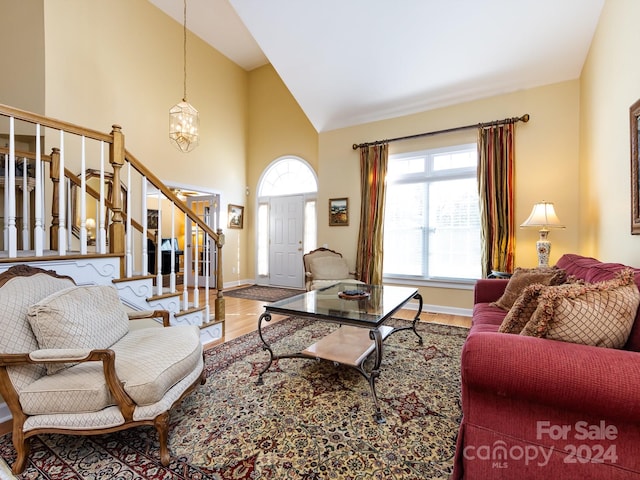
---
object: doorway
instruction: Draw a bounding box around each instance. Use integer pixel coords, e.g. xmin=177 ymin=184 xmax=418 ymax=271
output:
xmin=257 ymin=156 xmax=318 ymax=288
xmin=184 ymin=194 xmax=220 ymax=287
xmin=269 ymin=195 xmax=304 ymax=287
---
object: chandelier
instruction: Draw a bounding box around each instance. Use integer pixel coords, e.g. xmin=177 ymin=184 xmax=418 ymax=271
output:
xmin=169 ymin=0 xmax=199 ymax=153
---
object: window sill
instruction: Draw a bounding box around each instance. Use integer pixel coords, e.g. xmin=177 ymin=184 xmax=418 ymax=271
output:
xmin=382 ymin=275 xmax=476 ymax=290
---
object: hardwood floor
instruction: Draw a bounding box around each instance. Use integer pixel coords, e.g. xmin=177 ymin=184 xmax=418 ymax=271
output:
xmin=205 ymin=288 xmax=471 ymax=350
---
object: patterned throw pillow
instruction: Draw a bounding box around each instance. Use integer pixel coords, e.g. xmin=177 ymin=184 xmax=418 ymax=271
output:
xmin=491 ymin=267 xmax=567 ymax=311
xmin=27 ymin=285 xmax=130 ymax=374
xmin=520 ymin=269 xmax=640 ymax=348
xmin=499 ymin=276 xmax=586 ymax=334
xmin=498 ymin=283 xmax=547 ymax=333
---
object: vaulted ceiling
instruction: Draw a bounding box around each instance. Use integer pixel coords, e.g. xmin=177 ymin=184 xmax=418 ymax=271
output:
xmin=149 ymin=0 xmax=605 ymax=132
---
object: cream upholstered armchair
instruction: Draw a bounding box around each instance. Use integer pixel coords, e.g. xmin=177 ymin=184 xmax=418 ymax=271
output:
xmin=303 ymin=247 xmax=365 ymax=290
xmin=0 ymin=265 xmax=205 ymax=474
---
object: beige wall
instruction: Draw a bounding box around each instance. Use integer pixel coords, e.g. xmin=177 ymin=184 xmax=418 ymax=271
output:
xmin=579 ymin=0 xmax=640 ymax=265
xmin=0 ymin=0 xmax=45 ymax=116
xmin=245 ymin=64 xmax=318 ymax=280
xmin=319 ymin=81 xmax=581 ymax=310
xmin=39 ymin=0 xmax=249 ymax=282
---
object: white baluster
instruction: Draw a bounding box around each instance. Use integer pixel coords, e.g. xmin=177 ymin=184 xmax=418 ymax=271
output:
xmin=34 ymin=124 xmax=44 ymax=256
xmin=125 ymin=162 xmax=132 ymax=277
xmin=142 ymin=177 xmax=148 ymax=275
xmin=21 ymin=158 xmax=30 ymax=250
xmin=57 ymin=130 xmax=66 ymax=255
xmin=7 ymin=118 xmax=17 ymax=257
xmin=98 ymin=142 xmax=106 ymax=254
xmin=80 ymin=136 xmax=87 ymax=254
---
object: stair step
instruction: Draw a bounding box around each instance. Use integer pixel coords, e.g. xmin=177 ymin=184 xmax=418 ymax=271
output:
xmin=147 ymin=290 xmax=182 ymax=302
xmin=175 ymin=305 xmax=206 ymax=317
xmin=112 ymin=273 xmax=154 ymax=283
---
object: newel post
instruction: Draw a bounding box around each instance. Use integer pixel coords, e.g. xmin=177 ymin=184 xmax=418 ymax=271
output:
xmin=109 ymin=125 xmax=126 ymax=275
xmin=215 ymin=228 xmax=225 ymax=321
xmin=49 ymin=148 xmax=60 ymax=250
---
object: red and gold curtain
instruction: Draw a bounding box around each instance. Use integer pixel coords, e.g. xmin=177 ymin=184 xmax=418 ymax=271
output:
xmin=356 ymin=143 xmax=388 ymax=284
xmin=478 ymin=123 xmax=515 ymax=277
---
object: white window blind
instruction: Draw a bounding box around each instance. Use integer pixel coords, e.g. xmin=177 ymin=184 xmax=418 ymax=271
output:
xmin=383 ymin=144 xmax=481 ymax=281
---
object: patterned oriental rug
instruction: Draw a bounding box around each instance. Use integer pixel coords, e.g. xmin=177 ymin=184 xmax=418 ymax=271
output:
xmin=224 ymin=285 xmax=305 ymax=302
xmin=0 ymin=318 xmax=468 ymax=479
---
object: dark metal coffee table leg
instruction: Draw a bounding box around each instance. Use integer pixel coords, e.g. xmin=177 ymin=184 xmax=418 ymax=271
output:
xmin=388 ymin=293 xmax=424 ymax=345
xmin=256 ymin=311 xmax=273 ymax=385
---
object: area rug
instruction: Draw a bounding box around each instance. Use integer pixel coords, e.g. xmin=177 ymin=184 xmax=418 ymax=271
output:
xmin=0 ymin=318 xmax=468 ymax=479
xmin=224 ymin=285 xmax=304 ymax=302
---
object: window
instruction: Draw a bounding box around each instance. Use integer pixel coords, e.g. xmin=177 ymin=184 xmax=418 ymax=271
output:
xmin=383 ymin=144 xmax=481 ymax=281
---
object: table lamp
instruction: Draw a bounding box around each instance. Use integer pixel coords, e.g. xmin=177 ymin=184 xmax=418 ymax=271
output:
xmin=520 ymin=201 xmax=565 ymax=267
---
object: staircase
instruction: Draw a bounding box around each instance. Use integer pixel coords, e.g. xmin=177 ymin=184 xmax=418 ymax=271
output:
xmin=0 ymin=103 xmax=225 ymax=344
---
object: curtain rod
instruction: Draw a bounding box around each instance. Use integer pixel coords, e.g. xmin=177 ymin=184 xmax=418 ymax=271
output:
xmin=351 ymin=113 xmax=530 ymax=150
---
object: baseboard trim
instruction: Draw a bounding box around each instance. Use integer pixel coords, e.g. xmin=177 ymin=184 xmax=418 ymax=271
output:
xmin=403 ymin=301 xmax=472 ymax=317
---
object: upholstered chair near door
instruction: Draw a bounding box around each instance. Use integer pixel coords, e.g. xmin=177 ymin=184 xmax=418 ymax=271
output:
xmin=303 ymin=247 xmax=365 ymax=290
xmin=0 ymin=265 xmax=205 ymax=474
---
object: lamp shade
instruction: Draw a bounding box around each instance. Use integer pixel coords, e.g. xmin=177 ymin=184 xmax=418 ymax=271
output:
xmin=520 ymin=202 xmax=564 ymax=229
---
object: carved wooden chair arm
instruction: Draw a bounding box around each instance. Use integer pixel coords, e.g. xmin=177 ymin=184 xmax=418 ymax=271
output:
xmin=127 ymin=309 xmax=170 ymax=327
xmin=0 ymin=349 xmax=136 ymax=420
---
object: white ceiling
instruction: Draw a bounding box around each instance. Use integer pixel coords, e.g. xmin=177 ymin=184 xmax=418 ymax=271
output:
xmin=149 ymin=0 xmax=605 ymax=133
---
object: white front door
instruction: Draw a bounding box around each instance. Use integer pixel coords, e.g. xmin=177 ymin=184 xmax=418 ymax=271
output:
xmin=185 ymin=195 xmax=220 ymax=287
xmin=269 ymin=195 xmax=304 ymax=288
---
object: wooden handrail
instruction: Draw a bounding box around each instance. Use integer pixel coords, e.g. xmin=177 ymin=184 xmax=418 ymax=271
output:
xmin=0 ymin=147 xmax=53 ymax=163
xmin=124 ymin=149 xmax=220 ymax=242
xmin=0 ymin=103 xmax=112 ymax=143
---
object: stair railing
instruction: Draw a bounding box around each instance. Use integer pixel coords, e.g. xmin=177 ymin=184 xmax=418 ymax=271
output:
xmin=0 ymin=103 xmax=225 ymax=324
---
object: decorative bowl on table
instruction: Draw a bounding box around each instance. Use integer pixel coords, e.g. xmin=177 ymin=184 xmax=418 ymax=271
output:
xmin=338 ymin=290 xmax=370 ymax=300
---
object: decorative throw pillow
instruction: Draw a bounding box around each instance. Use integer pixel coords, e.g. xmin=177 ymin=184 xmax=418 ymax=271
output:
xmin=499 ymin=276 xmax=586 ymax=334
xmin=309 ymin=256 xmax=350 ymax=280
xmin=27 ymin=285 xmax=130 ymax=374
xmin=498 ymin=283 xmax=547 ymax=333
xmin=491 ymin=267 xmax=567 ymax=311
xmin=520 ymin=269 xmax=640 ymax=348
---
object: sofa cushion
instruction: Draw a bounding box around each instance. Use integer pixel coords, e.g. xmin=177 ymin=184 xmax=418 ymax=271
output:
xmin=19 ymin=325 xmax=202 ymax=414
xmin=309 ymin=256 xmax=350 ymax=280
xmin=521 ymin=269 xmax=640 ymax=348
xmin=19 ymin=361 xmax=113 ymax=415
xmin=490 ymin=267 xmax=566 ymax=311
xmin=27 ymin=285 xmax=130 ymax=374
xmin=111 ymin=325 xmax=202 ymax=406
xmin=472 ymin=303 xmax=506 ymax=328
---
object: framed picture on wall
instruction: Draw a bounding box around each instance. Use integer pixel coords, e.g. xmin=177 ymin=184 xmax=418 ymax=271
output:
xmin=329 ymin=197 xmax=349 ymax=226
xmin=631 ymin=98 xmax=640 ymax=234
xmin=147 ymin=209 xmax=159 ymax=230
xmin=228 ymin=204 xmax=244 ymax=229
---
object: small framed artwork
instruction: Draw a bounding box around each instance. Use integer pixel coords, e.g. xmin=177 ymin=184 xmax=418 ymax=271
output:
xmin=228 ymin=204 xmax=244 ymax=229
xmin=631 ymin=98 xmax=640 ymax=234
xmin=329 ymin=197 xmax=349 ymax=226
xmin=147 ymin=209 xmax=159 ymax=230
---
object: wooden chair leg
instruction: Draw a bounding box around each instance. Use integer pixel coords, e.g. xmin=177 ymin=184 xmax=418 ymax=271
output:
xmin=154 ymin=412 xmax=170 ymax=466
xmin=11 ymin=429 xmax=29 ymax=474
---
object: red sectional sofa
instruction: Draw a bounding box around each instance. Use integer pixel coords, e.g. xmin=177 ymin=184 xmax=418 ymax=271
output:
xmin=452 ymin=254 xmax=640 ymax=479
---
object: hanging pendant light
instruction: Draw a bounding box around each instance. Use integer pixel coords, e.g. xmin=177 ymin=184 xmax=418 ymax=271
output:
xmin=169 ymin=0 xmax=199 ymax=153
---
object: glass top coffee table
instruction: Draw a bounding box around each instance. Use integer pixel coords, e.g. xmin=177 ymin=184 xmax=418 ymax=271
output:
xmin=256 ymin=282 xmax=423 ymax=423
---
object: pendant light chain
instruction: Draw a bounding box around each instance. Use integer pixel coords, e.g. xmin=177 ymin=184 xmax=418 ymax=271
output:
xmin=183 ymin=0 xmax=187 ymax=102
xmin=169 ymin=0 xmax=200 ymax=152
